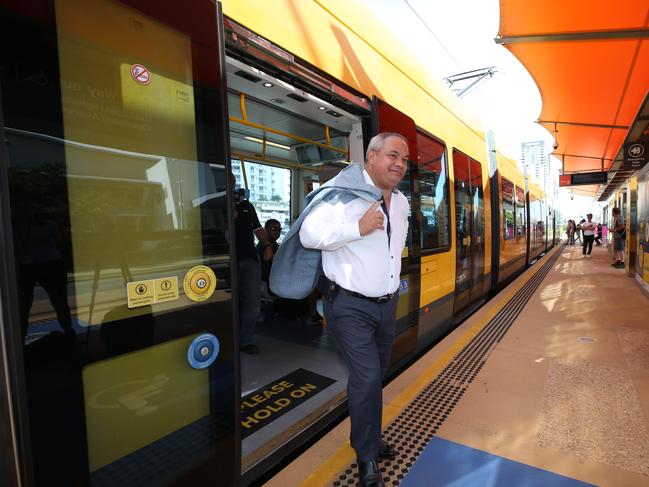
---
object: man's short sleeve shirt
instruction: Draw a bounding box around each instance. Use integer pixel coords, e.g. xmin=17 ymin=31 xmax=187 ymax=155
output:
xmin=235 ymin=199 xmax=262 ymax=261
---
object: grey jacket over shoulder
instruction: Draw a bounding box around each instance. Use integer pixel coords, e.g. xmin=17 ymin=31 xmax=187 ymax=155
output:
xmin=269 ymin=163 xmax=381 ymax=299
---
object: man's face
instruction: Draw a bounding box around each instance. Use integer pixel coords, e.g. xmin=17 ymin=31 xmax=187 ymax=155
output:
xmin=267 ymin=223 xmax=281 ymax=242
xmin=366 ymin=136 xmax=409 ymax=190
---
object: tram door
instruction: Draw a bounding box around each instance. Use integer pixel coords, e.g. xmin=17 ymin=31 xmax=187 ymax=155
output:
xmin=0 ymin=1 xmax=238 ymax=486
xmin=371 ymin=97 xmax=420 ymax=368
xmin=452 ymin=150 xmax=485 ymax=314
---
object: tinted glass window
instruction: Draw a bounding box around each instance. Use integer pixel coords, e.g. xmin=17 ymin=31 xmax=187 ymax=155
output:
xmin=416 ymin=131 xmax=450 ymax=251
xmin=502 ymin=177 xmax=514 ymax=240
xmin=231 ymin=159 xmax=291 ymax=241
xmin=515 ymin=186 xmax=526 ymax=236
xmin=1 ymin=1 xmax=236 ymax=484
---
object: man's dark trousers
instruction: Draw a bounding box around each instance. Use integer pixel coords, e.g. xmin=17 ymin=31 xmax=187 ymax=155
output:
xmin=324 ymin=290 xmax=398 ymax=462
xmin=583 ymin=234 xmax=595 ymax=255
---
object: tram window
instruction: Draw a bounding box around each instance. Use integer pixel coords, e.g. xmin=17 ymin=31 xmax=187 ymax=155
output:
xmin=537 ymin=200 xmax=544 ymax=238
xmin=515 ymin=185 xmax=526 ymax=236
xmin=529 ymin=195 xmax=540 ymax=240
xmin=396 ymin=161 xmax=415 ymax=256
xmin=416 ymin=130 xmax=450 ymax=252
xmin=502 ymin=177 xmax=515 ymax=240
xmin=231 ymin=159 xmax=291 ymax=241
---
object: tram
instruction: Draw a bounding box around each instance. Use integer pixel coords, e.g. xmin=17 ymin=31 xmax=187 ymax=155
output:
xmin=0 ymin=0 xmax=559 ymax=485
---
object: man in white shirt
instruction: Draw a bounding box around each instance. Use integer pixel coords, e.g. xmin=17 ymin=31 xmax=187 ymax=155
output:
xmin=300 ymin=133 xmax=409 ymax=487
xmin=581 ymin=213 xmax=596 ymax=256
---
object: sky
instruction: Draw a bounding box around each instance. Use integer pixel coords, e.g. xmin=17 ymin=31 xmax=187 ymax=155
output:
xmin=362 ymin=0 xmax=601 ymax=220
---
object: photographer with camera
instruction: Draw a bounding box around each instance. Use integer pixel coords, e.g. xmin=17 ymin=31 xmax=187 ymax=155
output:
xmin=233 ymin=177 xmax=272 ymax=354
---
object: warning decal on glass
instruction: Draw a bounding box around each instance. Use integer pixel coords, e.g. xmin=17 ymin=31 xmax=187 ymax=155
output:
xmin=127 ymin=276 xmax=179 ymax=308
xmin=130 ymin=64 xmax=151 ymax=84
xmin=126 ymin=280 xmax=154 ymax=308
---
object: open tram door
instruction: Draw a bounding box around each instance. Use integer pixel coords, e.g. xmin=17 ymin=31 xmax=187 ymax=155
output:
xmin=371 ymin=97 xmax=420 ymax=369
xmin=0 ymin=1 xmax=240 ymax=485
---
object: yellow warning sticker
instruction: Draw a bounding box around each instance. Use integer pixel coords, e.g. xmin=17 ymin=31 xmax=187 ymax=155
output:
xmin=126 ymin=280 xmax=155 ymax=308
xmin=183 ymin=266 xmax=217 ymax=302
xmin=154 ymin=277 xmax=179 ymax=303
xmin=401 ymin=246 xmax=409 ymax=258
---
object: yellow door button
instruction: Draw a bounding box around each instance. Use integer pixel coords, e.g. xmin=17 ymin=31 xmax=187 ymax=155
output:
xmin=183 ymin=266 xmax=217 ymax=302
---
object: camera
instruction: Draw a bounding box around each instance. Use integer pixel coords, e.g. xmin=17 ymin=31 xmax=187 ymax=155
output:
xmin=552 ymin=139 xmax=559 ymax=150
xmin=233 ymin=187 xmax=250 ymax=203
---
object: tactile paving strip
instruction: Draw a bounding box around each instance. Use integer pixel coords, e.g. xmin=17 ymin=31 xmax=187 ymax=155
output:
xmin=331 ymin=247 xmax=563 ymax=486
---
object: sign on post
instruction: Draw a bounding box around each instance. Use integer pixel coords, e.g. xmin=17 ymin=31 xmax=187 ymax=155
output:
xmin=559 ymin=171 xmax=608 ymax=186
xmin=623 ymin=142 xmax=648 ymax=171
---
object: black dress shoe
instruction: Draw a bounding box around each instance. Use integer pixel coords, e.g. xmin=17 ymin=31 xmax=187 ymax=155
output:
xmin=357 ymin=460 xmax=384 ymax=487
xmin=377 ymin=441 xmax=397 ymax=460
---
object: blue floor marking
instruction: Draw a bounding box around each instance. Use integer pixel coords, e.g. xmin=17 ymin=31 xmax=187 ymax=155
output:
xmin=401 ymin=437 xmax=596 ymax=487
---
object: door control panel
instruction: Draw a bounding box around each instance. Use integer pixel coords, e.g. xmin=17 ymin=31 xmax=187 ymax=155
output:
xmin=187 ymin=333 xmax=220 ymax=369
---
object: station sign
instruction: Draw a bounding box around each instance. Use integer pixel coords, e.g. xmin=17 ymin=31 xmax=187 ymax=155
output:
xmin=559 ymin=174 xmax=572 ymax=187
xmin=623 ymin=141 xmax=648 ymax=171
xmin=559 ymin=171 xmax=608 ymax=187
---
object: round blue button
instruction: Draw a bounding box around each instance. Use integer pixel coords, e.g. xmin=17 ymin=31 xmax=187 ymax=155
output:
xmin=187 ymin=333 xmax=220 ymax=369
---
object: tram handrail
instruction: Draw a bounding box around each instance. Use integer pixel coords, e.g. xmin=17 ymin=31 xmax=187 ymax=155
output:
xmin=231 ymin=151 xmax=321 ymax=173
xmin=232 ymin=94 xmax=347 ymax=155
xmin=229 ymin=116 xmax=348 ymax=155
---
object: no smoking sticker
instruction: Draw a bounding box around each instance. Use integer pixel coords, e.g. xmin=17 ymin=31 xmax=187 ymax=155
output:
xmin=127 ymin=279 xmax=154 ymax=308
xmin=183 ymin=266 xmax=217 ymax=302
xmin=130 ymin=64 xmax=151 ymax=84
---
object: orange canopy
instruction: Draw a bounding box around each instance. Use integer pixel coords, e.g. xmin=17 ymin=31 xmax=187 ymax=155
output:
xmin=497 ymin=1 xmax=649 ymax=182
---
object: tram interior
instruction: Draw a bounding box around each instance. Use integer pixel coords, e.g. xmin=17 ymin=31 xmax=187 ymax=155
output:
xmin=225 ymin=56 xmax=365 ymax=465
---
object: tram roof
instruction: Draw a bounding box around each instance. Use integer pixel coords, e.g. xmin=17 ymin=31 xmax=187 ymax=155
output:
xmin=222 ymin=0 xmax=490 ymax=151
xmin=497 ymin=0 xmax=649 ymax=199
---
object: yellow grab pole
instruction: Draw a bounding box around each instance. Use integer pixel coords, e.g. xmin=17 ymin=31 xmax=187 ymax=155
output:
xmin=229 ymin=116 xmax=347 ymax=155
xmin=239 ymin=93 xmax=248 ymax=121
xmin=231 ymin=151 xmax=320 ymax=173
xmin=239 ymin=156 xmax=249 ymax=189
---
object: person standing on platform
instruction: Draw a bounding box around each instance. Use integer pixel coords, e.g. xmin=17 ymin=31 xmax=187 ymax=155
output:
xmin=567 ymin=220 xmax=575 ymax=245
xmin=581 ymin=213 xmax=596 ymax=256
xmin=299 ymin=133 xmax=409 ymax=487
xmin=611 ymin=207 xmax=626 ymax=268
xmin=595 ymin=223 xmax=603 ymax=246
xmin=575 ymin=219 xmax=583 ymax=244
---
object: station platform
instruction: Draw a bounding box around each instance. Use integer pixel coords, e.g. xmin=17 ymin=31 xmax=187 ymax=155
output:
xmin=265 ymin=242 xmax=649 ymax=487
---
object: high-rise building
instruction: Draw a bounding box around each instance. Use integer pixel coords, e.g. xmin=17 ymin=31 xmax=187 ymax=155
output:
xmin=231 ymin=159 xmax=292 ymax=240
xmin=521 ymin=140 xmax=549 ymax=189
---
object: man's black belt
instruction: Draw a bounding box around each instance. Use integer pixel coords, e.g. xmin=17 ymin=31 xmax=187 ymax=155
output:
xmin=317 ymin=275 xmax=395 ymax=304
xmin=337 ymin=286 xmax=395 ymax=304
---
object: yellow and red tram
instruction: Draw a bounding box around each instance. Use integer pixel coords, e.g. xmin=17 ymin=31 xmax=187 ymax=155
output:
xmin=0 ymin=1 xmax=560 ymax=485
